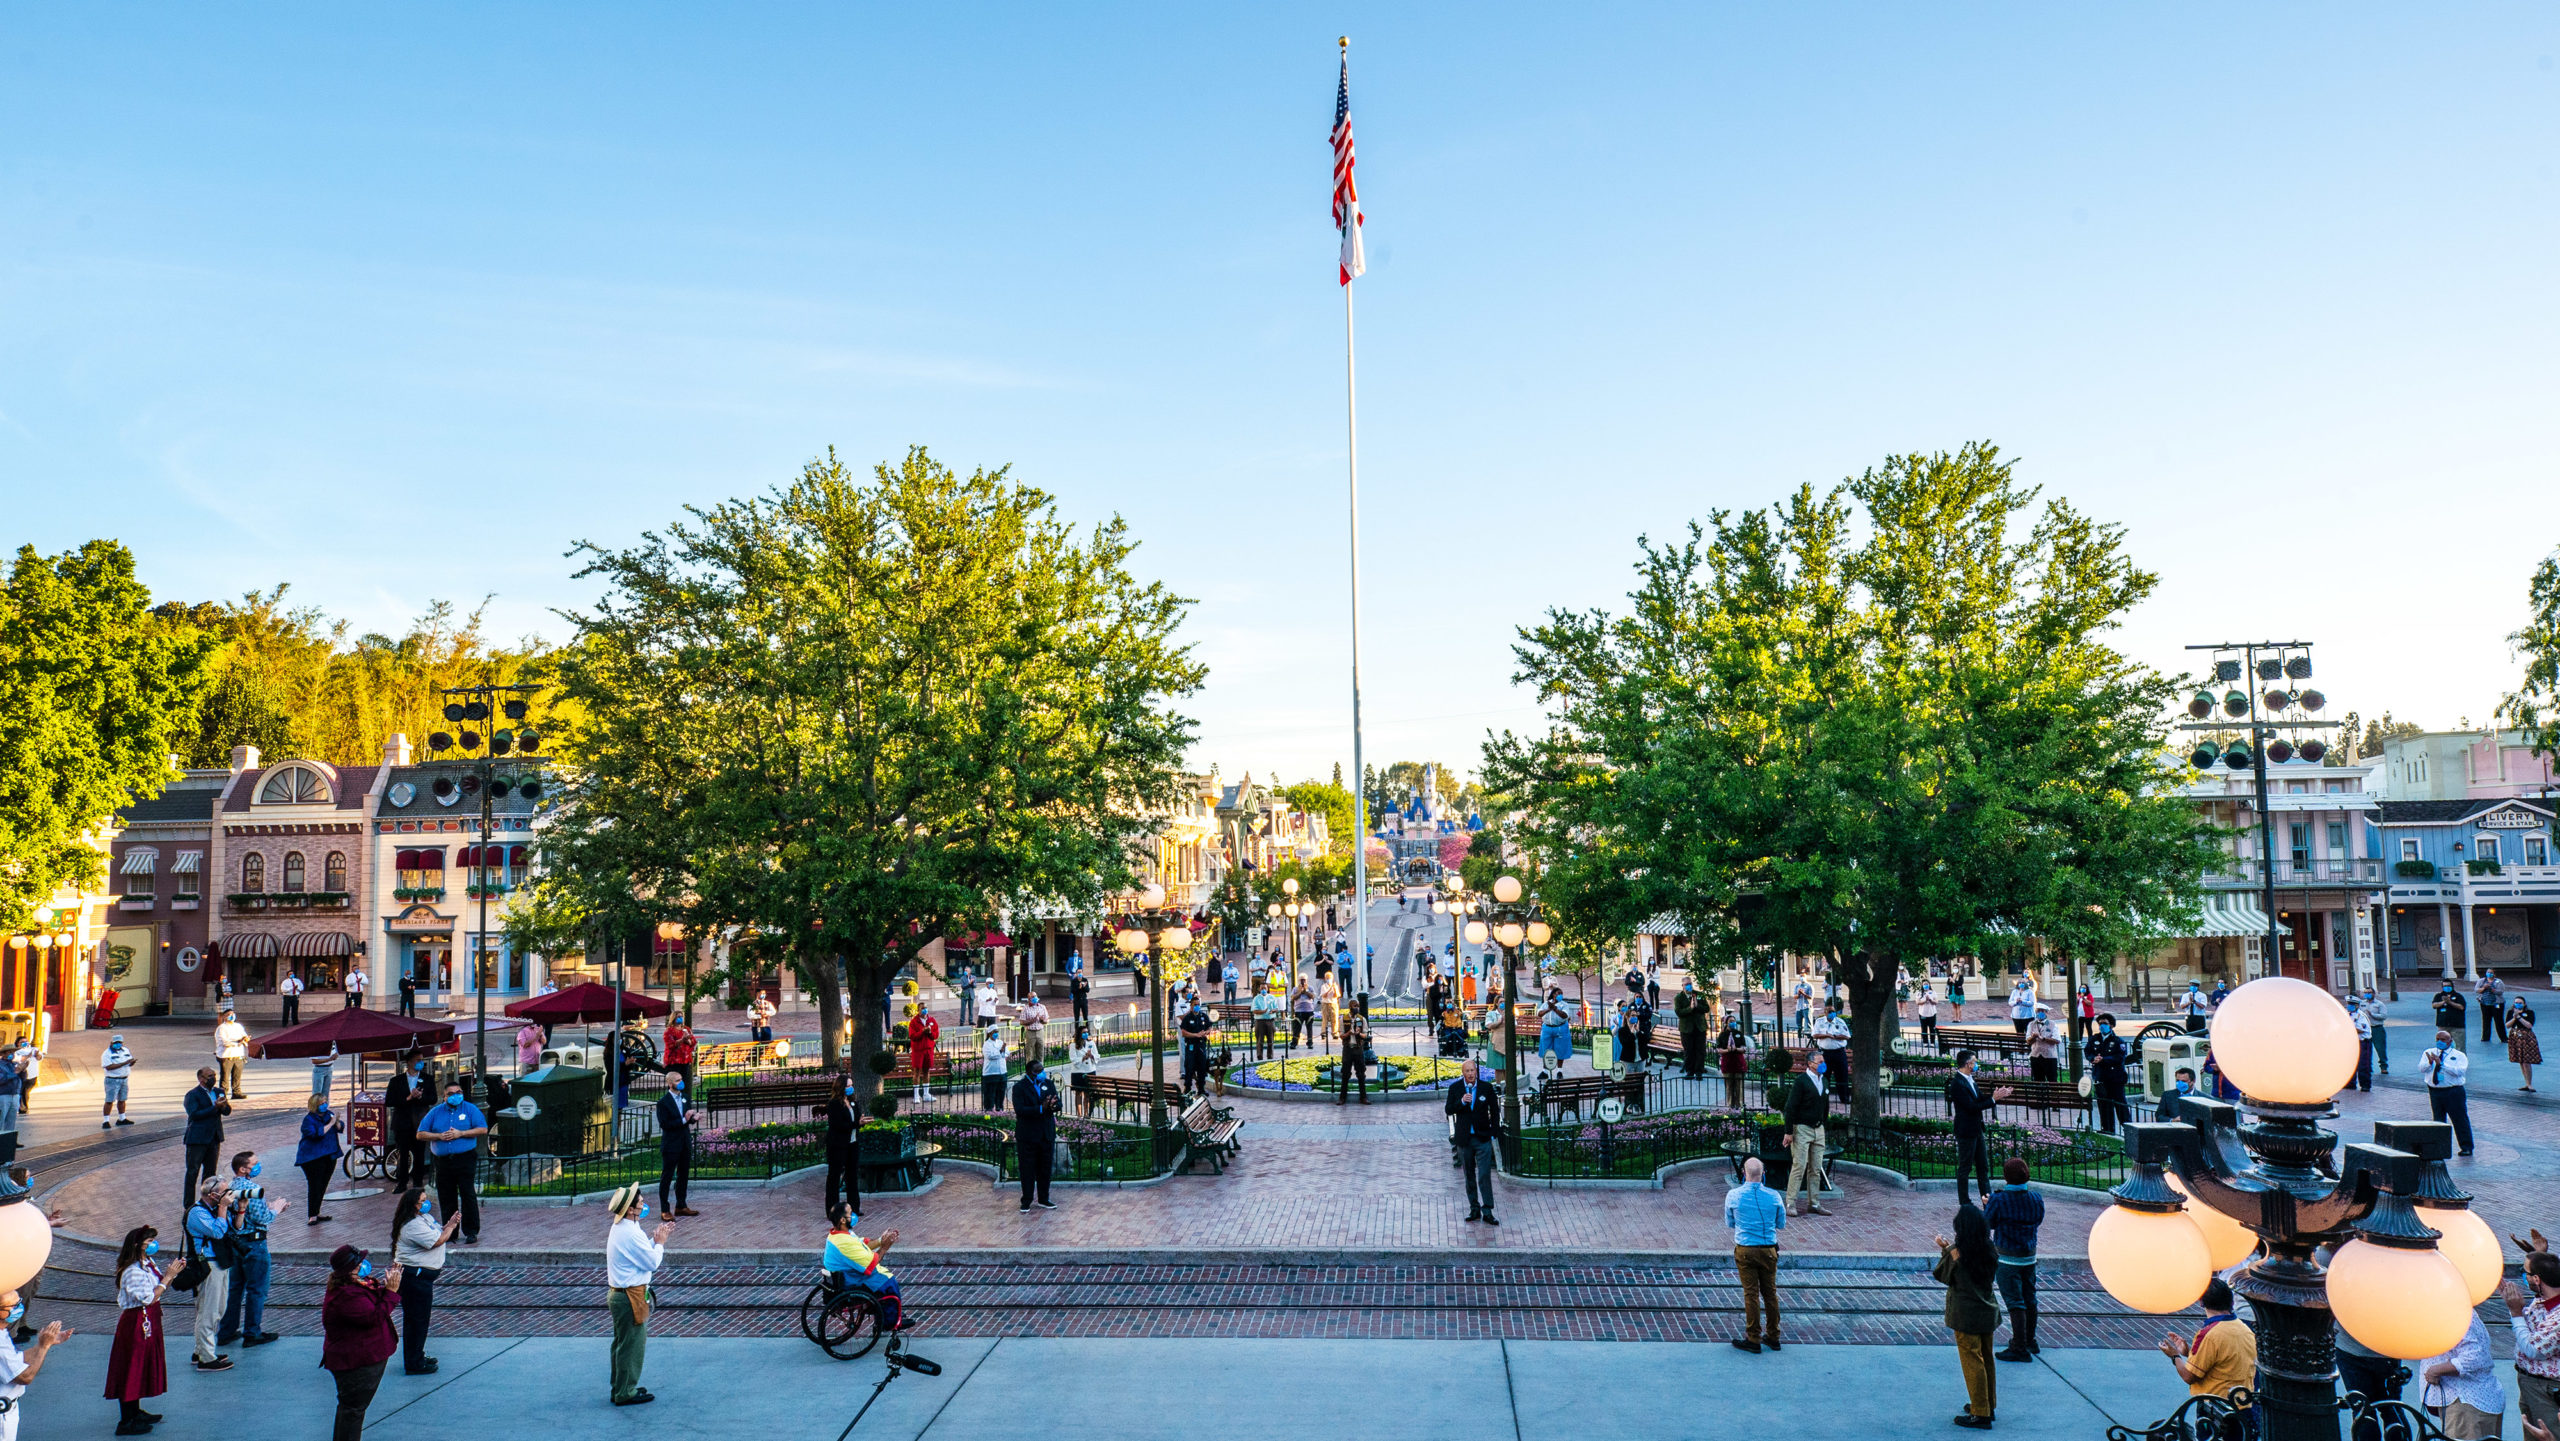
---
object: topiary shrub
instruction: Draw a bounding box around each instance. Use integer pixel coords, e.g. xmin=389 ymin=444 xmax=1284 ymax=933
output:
xmin=866 ymin=1050 xmax=898 ymax=1076
xmin=868 ymin=1094 xmax=900 ymax=1123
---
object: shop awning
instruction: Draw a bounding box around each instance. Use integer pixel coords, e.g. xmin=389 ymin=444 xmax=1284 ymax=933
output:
xmin=219 ymin=933 xmax=279 ymax=959
xmin=283 ymin=932 xmax=354 ymax=958
xmin=171 ymin=850 xmax=202 ymax=874
xmin=2193 ymin=900 xmax=2273 ymax=937
xmin=120 ymin=849 xmax=157 ymax=875
xmin=949 ymin=931 xmax=1013 ymax=950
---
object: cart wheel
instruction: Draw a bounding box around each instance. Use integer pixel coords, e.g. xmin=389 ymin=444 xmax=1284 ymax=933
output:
xmin=815 ymin=1288 xmax=884 ymax=1360
xmin=348 ymin=1147 xmax=384 ymax=1180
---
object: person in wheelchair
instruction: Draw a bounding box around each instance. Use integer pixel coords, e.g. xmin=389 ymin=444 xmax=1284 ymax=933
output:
xmin=1436 ymin=1009 xmax=1469 ymax=1059
xmin=820 ymin=1202 xmax=912 ymax=1331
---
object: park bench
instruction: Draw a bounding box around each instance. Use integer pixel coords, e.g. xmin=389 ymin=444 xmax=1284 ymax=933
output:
xmin=1933 ymin=1024 xmax=2034 ymax=1061
xmin=1529 ymin=1071 xmax=1647 ymax=1124
xmin=1989 ymin=1078 xmax=2086 ymax=1125
xmin=1080 ymin=1072 xmax=1182 ymax=1124
xmin=1178 ymin=1095 xmax=1244 ymax=1174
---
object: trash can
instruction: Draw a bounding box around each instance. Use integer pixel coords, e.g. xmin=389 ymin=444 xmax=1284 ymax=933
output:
xmin=495 ymin=1064 xmax=610 ymax=1158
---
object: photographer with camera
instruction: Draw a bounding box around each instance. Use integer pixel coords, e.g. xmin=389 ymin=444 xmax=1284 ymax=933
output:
xmin=182 ymin=1177 xmax=241 ymax=1371
xmin=215 ymin=1151 xmax=278 ymax=1349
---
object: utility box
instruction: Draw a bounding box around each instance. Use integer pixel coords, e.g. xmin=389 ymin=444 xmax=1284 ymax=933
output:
xmin=497 ymin=1064 xmax=611 ymax=1158
xmin=2139 ymin=1034 xmax=2210 ymax=1101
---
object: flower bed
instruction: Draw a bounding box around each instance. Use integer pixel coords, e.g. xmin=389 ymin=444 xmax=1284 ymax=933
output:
xmin=910 ymin=1113 xmax=1169 ymax=1182
xmin=1232 ymin=1055 xmax=1469 ymax=1093
xmin=1510 ymin=1106 xmax=2126 ymax=1188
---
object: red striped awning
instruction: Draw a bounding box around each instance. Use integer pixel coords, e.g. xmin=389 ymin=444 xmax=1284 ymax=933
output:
xmin=283 ymin=932 xmax=354 ymax=958
xmin=220 ymin=933 xmax=279 ymax=960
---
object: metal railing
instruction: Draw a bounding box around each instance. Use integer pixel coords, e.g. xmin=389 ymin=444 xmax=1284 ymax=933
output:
xmin=1507 ymin=1106 xmax=2128 ymax=1191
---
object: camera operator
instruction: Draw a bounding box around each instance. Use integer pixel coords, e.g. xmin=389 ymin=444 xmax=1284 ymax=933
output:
xmin=216 ymin=1151 xmax=277 ymax=1348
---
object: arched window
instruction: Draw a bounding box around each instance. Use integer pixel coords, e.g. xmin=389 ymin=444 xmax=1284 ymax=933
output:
xmin=283 ymin=850 xmax=307 ymax=892
xmin=257 ymin=766 xmax=331 ymax=805
xmin=324 ymin=851 xmax=348 ymax=892
xmin=241 ymin=853 xmax=265 ymax=893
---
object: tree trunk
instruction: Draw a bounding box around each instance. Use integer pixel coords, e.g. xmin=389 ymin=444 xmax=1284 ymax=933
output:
xmin=1845 ymin=953 xmax=1901 ymax=1133
xmin=808 ymin=945 xmax=846 ymax=1074
xmin=846 ymin=969 xmax=892 ymax=1100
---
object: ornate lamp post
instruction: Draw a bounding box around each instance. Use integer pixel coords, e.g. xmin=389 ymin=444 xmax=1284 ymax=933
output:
xmin=1458 ymin=875 xmax=1549 ymax=1143
xmin=428 ymin=681 xmax=545 ymax=1077
xmin=2091 ymin=977 xmax=2482 ymax=1441
xmin=1111 ymin=883 xmax=1195 ymax=1140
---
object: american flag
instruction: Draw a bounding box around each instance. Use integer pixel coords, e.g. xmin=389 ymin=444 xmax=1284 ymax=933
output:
xmin=1332 ymin=55 xmax=1364 ymax=285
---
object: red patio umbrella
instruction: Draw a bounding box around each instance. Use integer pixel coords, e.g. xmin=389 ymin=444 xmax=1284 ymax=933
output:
xmin=249 ymin=1006 xmax=457 ymax=1060
xmin=503 ymin=981 xmax=671 ymax=1025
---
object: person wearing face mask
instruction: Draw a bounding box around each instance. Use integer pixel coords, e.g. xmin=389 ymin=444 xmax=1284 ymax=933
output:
xmin=2155 ymin=1067 xmax=2202 ymax=1126
xmin=215 ymin=1151 xmax=277 ymax=1350
xmin=1944 ymin=1051 xmax=2014 ymax=1204
xmin=655 ymin=1072 xmax=700 ymax=1218
xmin=417 ymin=1079 xmax=488 ymax=1244
xmin=0 ymin=1274 xmax=69 ymax=1441
xmin=2422 ymin=1029 xmax=2474 ymax=1156
xmin=604 ymin=1185 xmax=673 ymax=1407
xmin=2086 ymin=1013 xmax=2132 ymax=1134
xmin=817 ymin=1073 xmax=862 ymax=1221
xmin=1779 ymin=1049 xmax=1832 ymax=1217
xmin=2363 ymin=989 xmax=2390 ymax=1074
xmin=390 ymin=1187 xmax=461 ymax=1374
xmin=319 ymin=1245 xmax=401 ymax=1441
xmin=383 ymin=1056 xmax=429 ymax=1191
xmin=105 ymin=1226 xmax=170 ymax=1436
xmin=2501 ymin=1250 xmax=2560 ymax=1439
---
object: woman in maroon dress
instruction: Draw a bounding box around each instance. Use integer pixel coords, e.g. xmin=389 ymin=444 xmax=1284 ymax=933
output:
xmin=103 ymin=1226 xmax=169 ymax=1435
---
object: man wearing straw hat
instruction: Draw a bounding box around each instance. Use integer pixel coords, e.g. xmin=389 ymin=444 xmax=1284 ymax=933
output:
xmin=603 ymin=1184 xmax=672 ymax=1406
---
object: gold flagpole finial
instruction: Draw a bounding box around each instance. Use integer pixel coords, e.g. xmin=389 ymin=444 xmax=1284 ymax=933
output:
xmin=1339 ymin=36 xmax=1349 ymax=49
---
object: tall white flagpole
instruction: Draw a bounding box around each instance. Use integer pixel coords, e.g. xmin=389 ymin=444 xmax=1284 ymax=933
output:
xmin=1339 ymin=36 xmax=1370 ymax=997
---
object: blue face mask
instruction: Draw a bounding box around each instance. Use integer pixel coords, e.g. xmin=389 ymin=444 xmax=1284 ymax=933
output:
xmin=637 ymin=1202 xmax=651 ymax=1220
xmin=247 ymin=1162 xmax=262 ymax=1178
xmin=358 ymin=1260 xmax=373 ymax=1279
xmin=2100 ymin=1024 xmax=2114 ymax=1035
xmin=144 ymin=1240 xmax=160 ymax=1257
xmin=670 ymin=1079 xmax=683 ymax=1091
xmin=3 ymin=1301 xmax=21 ymax=1325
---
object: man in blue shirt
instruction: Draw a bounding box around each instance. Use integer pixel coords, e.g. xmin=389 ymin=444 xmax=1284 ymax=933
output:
xmin=1724 ymin=1155 xmax=1786 ymax=1352
xmin=418 ymin=1078 xmax=488 ymax=1244
xmin=1985 ymin=1158 xmax=2046 ymax=1361
xmin=216 ymin=1149 xmax=279 ymax=1349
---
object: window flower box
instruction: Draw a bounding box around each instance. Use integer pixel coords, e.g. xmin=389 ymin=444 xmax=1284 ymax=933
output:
xmin=2465 ymin=858 xmax=2502 ymax=876
xmin=312 ymin=891 xmax=352 ymax=909
xmin=228 ymin=893 xmax=269 ymax=909
xmin=2394 ymin=860 xmax=2436 ymax=879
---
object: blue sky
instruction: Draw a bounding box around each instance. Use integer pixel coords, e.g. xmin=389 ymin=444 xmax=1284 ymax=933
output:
xmin=7 ymin=6 xmax=2558 ymax=784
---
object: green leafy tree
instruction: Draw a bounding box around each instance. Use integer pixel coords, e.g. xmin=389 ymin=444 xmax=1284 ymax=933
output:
xmin=1280 ymin=779 xmax=1356 ymax=859
xmin=546 ymin=447 xmax=1202 ymax=1078
xmin=2504 ymin=550 xmax=2560 ymax=764
xmin=0 ymin=541 xmax=216 ymax=927
xmin=1489 ymin=444 xmax=2214 ymax=1129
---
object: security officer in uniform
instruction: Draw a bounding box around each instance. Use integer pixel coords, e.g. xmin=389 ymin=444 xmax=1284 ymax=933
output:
xmin=2086 ymin=1012 xmax=2133 ymax=1134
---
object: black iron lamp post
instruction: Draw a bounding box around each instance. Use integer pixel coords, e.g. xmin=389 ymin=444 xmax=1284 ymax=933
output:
xmin=1111 ymin=883 xmax=1196 ymax=1142
xmin=427 ymin=681 xmax=544 ymax=1078
xmin=2092 ymin=977 xmax=2490 ymax=1441
xmin=1457 ymin=874 xmax=1548 ymax=1145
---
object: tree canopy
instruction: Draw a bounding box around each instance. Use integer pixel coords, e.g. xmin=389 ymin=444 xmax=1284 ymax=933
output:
xmin=1486 ymin=444 xmax=2214 ymax=1128
xmin=0 ymin=541 xmax=215 ymax=928
xmin=543 ymin=447 xmax=1203 ymax=1074
xmin=2504 ymin=548 xmax=2560 ymax=764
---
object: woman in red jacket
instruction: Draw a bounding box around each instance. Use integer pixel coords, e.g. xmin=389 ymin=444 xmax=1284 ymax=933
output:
xmin=319 ymin=1244 xmax=402 ymax=1441
xmin=906 ymin=1007 xmax=939 ymax=1101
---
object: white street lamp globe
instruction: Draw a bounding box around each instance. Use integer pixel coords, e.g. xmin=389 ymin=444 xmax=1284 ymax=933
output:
xmin=1525 ymin=921 xmax=1553 ymax=948
xmin=1492 ymin=875 xmax=1523 ymax=904
xmin=2210 ymin=977 xmax=2360 ymax=1104
xmin=1140 ymin=883 xmax=1167 ymax=909
xmin=1266 ymin=903 xmax=1281 ymax=918
xmin=2087 ymin=1205 xmax=2213 ymax=1314
xmin=2418 ymin=1205 xmax=2503 ymax=1305
xmin=1431 ymin=900 xmax=1447 ymax=915
xmin=1114 ymin=928 xmax=1151 ymax=955
xmin=1496 ymin=922 xmax=1526 ymax=948
xmin=1464 ymin=921 xmax=1489 ymax=945
xmin=1160 ymin=926 xmax=1194 ymax=952
xmin=0 ymin=1201 xmax=51 ymax=1292
xmin=1282 ymin=877 xmax=1299 ymax=896
xmin=2162 ymin=1170 xmax=2262 ymax=1270
xmin=2327 ymin=1239 xmax=2473 ymax=1359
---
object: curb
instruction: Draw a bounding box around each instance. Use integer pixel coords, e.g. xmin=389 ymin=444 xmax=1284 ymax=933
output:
xmin=230 ymin=1244 xmax=2092 ymax=1268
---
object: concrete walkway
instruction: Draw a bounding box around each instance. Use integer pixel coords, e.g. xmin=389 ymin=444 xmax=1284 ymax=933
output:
xmin=29 ymin=1335 xmax=2203 ymax=1440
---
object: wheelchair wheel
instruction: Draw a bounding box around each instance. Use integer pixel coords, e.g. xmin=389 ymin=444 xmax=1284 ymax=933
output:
xmin=815 ymin=1288 xmax=885 ymax=1360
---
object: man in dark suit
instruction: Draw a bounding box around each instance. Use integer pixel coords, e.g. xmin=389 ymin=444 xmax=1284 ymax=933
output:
xmin=1012 ymin=1056 xmax=1061 ymax=1212
xmin=2153 ymin=1067 xmax=2202 ymax=1126
xmin=1446 ymin=1059 xmax=1504 ymax=1225
xmin=655 ymin=1074 xmax=699 ymax=1217
xmin=817 ymin=1074 xmax=862 ymax=1221
xmin=182 ymin=1066 xmax=231 ymax=1206
xmin=1945 ymin=1050 xmax=2012 ymax=1203
xmin=383 ymin=1056 xmax=428 ymax=1189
